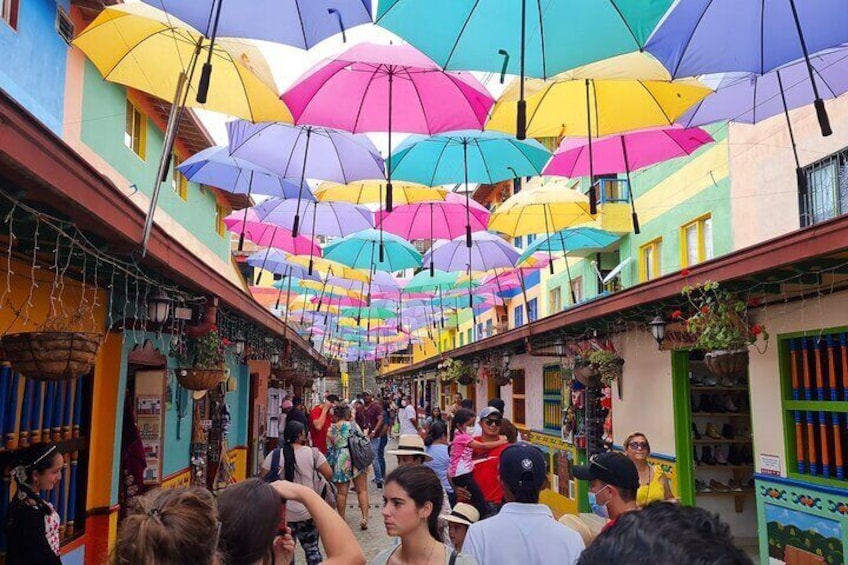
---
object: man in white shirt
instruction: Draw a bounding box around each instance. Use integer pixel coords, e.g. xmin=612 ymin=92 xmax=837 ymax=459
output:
xmin=464 ymin=443 xmax=585 ymax=565
xmin=397 ymin=395 xmax=421 ymax=436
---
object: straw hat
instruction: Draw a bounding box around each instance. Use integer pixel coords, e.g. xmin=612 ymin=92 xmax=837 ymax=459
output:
xmin=558 ymin=514 xmax=597 ymax=546
xmin=386 ymin=434 xmax=433 ymax=461
xmin=444 ymin=503 xmax=480 ymax=528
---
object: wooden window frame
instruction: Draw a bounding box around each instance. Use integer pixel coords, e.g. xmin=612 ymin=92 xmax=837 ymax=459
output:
xmin=172 ymin=153 xmax=188 ymax=201
xmin=639 ymin=237 xmax=662 ymax=282
xmin=511 ymin=369 xmax=526 ymax=427
xmin=549 ymin=287 xmax=561 ymax=314
xmin=680 ymin=214 xmax=712 ymax=268
xmin=542 ymin=364 xmax=564 ymax=434
xmin=215 ymin=204 xmax=228 ymax=237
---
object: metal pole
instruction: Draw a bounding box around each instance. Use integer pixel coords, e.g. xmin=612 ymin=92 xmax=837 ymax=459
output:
xmin=516 ymin=0 xmax=527 ymax=140
xmin=787 ymin=0 xmax=832 ymax=136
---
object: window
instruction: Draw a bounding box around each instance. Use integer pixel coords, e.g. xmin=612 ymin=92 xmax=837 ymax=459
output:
xmin=124 ymin=99 xmax=146 ymax=159
xmin=459 ymin=333 xmax=464 ymax=347
xmin=526 ymin=233 xmax=536 ymax=245
xmin=570 ymin=277 xmax=583 ymax=305
xmin=800 ymin=148 xmax=848 ymax=227
xmin=514 ymin=304 xmax=524 ymax=327
xmin=1 ymin=0 xmax=19 ymax=29
xmin=542 ymin=364 xmax=564 ymax=434
xmin=639 ymin=238 xmax=662 ymax=282
xmin=514 ymin=236 xmax=523 ymax=249
xmin=549 ymin=288 xmax=561 ymax=313
xmin=476 ymin=323 xmax=483 ymax=340
xmin=527 ymin=298 xmax=538 ymax=322
xmin=216 ymin=204 xmax=228 ymax=237
xmin=485 ymin=318 xmax=493 ymax=336
xmin=781 ymin=333 xmax=848 ymax=486
xmin=681 ymin=215 xmax=713 ymax=267
xmin=466 ymin=329 xmax=472 ymax=345
xmin=511 ymin=369 xmax=526 ymax=426
xmin=172 ymin=154 xmax=188 ymax=200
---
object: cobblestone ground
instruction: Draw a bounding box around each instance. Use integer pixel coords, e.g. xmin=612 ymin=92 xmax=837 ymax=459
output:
xmin=303 ymin=437 xmax=399 ymax=564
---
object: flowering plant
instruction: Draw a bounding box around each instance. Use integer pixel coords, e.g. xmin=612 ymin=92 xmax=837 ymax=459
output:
xmin=437 ymin=358 xmax=475 ymax=384
xmin=678 ymin=281 xmax=767 ymax=352
xmin=171 ymin=326 xmax=230 ymax=369
xmin=588 ymin=349 xmax=624 ymax=386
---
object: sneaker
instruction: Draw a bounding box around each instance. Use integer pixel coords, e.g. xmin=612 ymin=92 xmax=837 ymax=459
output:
xmin=723 ymin=395 xmax=739 ymax=412
xmin=700 ymin=445 xmax=716 ymax=466
xmin=696 ymin=480 xmax=712 ymax=493
xmin=718 ymin=376 xmax=736 ymax=388
xmin=721 ymin=423 xmax=735 ymax=439
xmin=702 ymin=374 xmax=719 ymax=386
xmin=710 ymin=480 xmax=731 ymax=493
xmin=714 ymin=446 xmax=729 ymax=465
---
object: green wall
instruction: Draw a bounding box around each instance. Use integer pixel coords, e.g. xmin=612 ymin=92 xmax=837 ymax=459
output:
xmin=80 ymin=61 xmax=230 ymax=260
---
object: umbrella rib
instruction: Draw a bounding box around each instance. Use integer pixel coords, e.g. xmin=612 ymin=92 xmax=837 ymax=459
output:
xmin=607 ymin=0 xmax=644 ymax=50
xmin=535 ymin=0 xmax=547 ymax=78
xmin=100 ymin=28 xmax=189 ymax=82
xmin=668 ymin=0 xmax=714 ymax=79
xmin=407 ymin=71 xmax=432 ymax=134
xmin=352 ymin=65 xmax=385 ymax=133
xmin=443 ymin=0 xmax=480 ymax=70
xmin=638 ymin=81 xmax=673 ymax=125
xmin=428 ymin=141 xmax=452 ymax=187
xmin=232 ymin=62 xmax=256 ymax=122
xmin=292 ymin=0 xmax=309 ymax=49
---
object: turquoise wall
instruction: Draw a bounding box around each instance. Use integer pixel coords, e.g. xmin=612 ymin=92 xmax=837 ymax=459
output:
xmin=80 ymin=61 xmax=230 ymax=260
xmin=0 ymin=0 xmax=70 ymax=134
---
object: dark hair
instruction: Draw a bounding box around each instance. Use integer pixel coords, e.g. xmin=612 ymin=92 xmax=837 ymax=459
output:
xmin=577 ymin=502 xmax=754 ymax=565
xmin=112 ymin=487 xmax=219 ymax=565
xmin=460 ymin=399 xmax=473 ymax=409
xmin=14 ymin=443 xmax=62 ymax=485
xmin=217 ymin=479 xmax=283 ymax=565
xmin=333 ymin=404 xmax=351 ymax=420
xmin=384 ymin=465 xmax=443 ymax=542
xmin=326 ymin=394 xmax=340 ymax=403
xmin=424 ymin=421 xmax=448 ymax=447
xmin=501 ymin=418 xmax=518 ymax=444
xmin=453 ymin=408 xmax=475 ymax=429
xmin=282 ymin=420 xmax=306 ymax=482
xmin=293 ymin=396 xmax=303 ymax=406
xmin=487 ymin=398 xmax=505 ymax=414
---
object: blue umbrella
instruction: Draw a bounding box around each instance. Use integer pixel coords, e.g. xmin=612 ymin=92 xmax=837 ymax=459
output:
xmin=143 ymin=0 xmax=372 ymax=48
xmin=390 ymin=130 xmax=551 ymax=247
xmin=518 ymin=227 xmax=620 ymax=266
xmin=323 ymin=229 xmax=423 ymax=273
xmin=645 ymin=0 xmax=848 ymax=136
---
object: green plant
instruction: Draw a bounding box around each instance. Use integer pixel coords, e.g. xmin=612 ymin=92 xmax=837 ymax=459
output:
xmin=437 ymin=358 xmax=474 ymax=384
xmin=588 ymin=349 xmax=624 ymax=385
xmin=679 ymin=281 xmax=767 ymax=351
xmin=171 ymin=326 xmax=230 ymax=369
xmin=588 ymin=350 xmax=618 ymax=366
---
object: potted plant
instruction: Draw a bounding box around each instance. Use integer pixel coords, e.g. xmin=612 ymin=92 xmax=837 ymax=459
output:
xmin=572 ymin=356 xmax=601 ymax=387
xmin=483 ymin=353 xmax=513 ymax=387
xmin=171 ymin=326 xmax=229 ymax=391
xmin=588 ymin=349 xmax=624 ymax=386
xmin=437 ymin=358 xmax=475 ymax=386
xmin=680 ymin=281 xmax=768 ymax=376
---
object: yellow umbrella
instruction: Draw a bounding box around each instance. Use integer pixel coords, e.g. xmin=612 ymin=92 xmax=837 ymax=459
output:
xmin=286 ymin=255 xmax=370 ymax=283
xmin=315 ymin=181 xmax=448 ymax=205
xmin=299 ymin=280 xmax=364 ymax=300
xmin=486 ymin=53 xmax=711 ymax=139
xmin=73 ymin=4 xmax=292 ymax=123
xmin=488 ymin=178 xmax=594 ymax=237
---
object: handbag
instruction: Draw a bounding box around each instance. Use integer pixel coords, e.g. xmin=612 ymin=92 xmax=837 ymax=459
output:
xmin=348 ymin=424 xmax=376 ymax=471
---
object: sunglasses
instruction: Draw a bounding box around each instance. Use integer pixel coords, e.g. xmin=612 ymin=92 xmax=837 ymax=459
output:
xmin=483 ymin=418 xmax=503 ymax=426
xmin=589 ymin=453 xmax=610 ymax=472
xmin=628 ymin=441 xmax=649 ymax=450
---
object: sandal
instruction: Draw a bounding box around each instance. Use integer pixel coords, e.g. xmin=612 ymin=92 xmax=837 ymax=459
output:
xmin=360 ymin=518 xmax=368 ymax=530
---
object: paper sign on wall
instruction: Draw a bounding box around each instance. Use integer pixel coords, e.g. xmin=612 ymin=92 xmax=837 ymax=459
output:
xmin=759 ymin=453 xmax=781 ymax=476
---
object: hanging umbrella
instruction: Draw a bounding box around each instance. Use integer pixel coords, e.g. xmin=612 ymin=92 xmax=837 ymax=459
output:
xmin=517 ymin=226 xmax=620 ymax=277
xmin=341 ymin=307 xmax=396 ymax=320
xmin=224 ymin=210 xmax=321 ymax=257
xmin=286 ymin=255 xmax=370 ymax=283
xmin=489 ymin=179 xmax=594 ymax=238
xmin=228 ymin=121 xmax=385 ymax=237
xmin=389 ymin=130 xmax=551 ymax=247
xmin=376 ymin=0 xmax=673 ymax=138
xmin=543 ymin=126 xmax=715 ymax=232
xmin=323 ymin=229 xmax=423 ymax=272
xmin=315 ymin=181 xmax=448 ymax=206
xmin=645 ymin=0 xmax=848 ymax=136
xmin=404 ymin=270 xmax=477 ymax=293
xmin=142 ymin=0 xmax=372 ymax=48
xmin=283 ymin=42 xmax=494 ymax=211
xmin=245 ymin=249 xmax=317 ymax=280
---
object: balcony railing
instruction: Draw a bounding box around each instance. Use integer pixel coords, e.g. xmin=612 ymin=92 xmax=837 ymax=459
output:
xmin=587 ymin=178 xmax=631 ymax=205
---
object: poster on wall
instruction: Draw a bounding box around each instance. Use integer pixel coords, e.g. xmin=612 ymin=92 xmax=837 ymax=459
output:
xmin=764 ymin=504 xmax=843 ymax=564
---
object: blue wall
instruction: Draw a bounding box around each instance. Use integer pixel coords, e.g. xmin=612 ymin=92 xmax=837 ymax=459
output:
xmin=0 ymin=0 xmax=70 ymax=134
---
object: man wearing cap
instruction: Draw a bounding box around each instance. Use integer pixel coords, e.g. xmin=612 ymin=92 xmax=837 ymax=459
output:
xmin=464 ymin=443 xmax=585 ymax=565
xmin=443 ymin=503 xmax=479 ymax=552
xmin=573 ymin=452 xmax=640 ymax=531
xmin=469 ymin=407 xmax=510 ymax=516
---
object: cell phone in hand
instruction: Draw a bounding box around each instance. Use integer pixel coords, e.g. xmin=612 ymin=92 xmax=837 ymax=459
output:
xmin=278 ymin=502 xmax=287 ymax=535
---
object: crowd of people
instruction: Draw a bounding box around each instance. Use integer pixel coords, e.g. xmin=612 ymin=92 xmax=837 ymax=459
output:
xmin=6 ymin=391 xmax=755 ymax=564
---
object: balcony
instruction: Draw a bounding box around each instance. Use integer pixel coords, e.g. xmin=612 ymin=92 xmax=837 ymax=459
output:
xmin=585 ymin=178 xmax=633 ymax=234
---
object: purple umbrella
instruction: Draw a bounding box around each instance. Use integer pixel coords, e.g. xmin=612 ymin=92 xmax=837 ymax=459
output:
xmin=283 ymin=43 xmax=494 ymax=211
xmin=142 ymin=0 xmax=372 ymax=48
xmin=228 ymin=120 xmax=385 ymax=237
xmin=645 ymin=0 xmax=848 ymax=136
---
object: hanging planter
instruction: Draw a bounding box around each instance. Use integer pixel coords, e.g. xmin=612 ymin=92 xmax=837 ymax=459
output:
xmin=703 ymin=349 xmax=749 ymax=376
xmin=573 ymin=358 xmax=601 ymax=388
xmin=588 ymin=350 xmax=624 ymax=386
xmin=171 ymin=323 xmax=232 ymax=392
xmin=0 ymin=331 xmax=102 ymax=381
xmin=177 ymin=367 xmax=227 ymax=391
xmin=457 ymin=372 xmax=476 ymax=386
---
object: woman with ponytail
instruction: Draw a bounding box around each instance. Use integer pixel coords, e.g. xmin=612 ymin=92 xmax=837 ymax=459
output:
xmin=373 ymin=466 xmax=477 ymax=565
xmin=260 ymin=419 xmax=333 ymax=565
xmin=6 ymin=442 xmax=64 ymax=565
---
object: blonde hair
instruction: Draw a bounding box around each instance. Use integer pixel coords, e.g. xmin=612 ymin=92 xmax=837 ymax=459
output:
xmin=623 ymin=431 xmax=651 ymax=453
xmin=112 ymin=487 xmax=219 ymax=565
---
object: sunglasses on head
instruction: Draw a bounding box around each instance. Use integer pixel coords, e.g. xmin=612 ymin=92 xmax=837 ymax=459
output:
xmin=589 ymin=453 xmax=610 ymax=472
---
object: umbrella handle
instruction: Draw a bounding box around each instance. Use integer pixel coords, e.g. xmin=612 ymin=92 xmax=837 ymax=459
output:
xmin=814 ymin=99 xmax=833 ymax=137
xmin=430 ymin=262 xmax=435 ymax=277
xmin=197 ymin=63 xmax=213 ymax=104
xmin=328 ymin=9 xmax=347 ymax=43
xmin=466 ymin=224 xmax=472 ymax=248
xmin=498 ymin=50 xmax=510 ymax=84
xmin=516 ymin=100 xmax=527 ymax=140
xmin=292 ymin=214 xmax=301 ymax=238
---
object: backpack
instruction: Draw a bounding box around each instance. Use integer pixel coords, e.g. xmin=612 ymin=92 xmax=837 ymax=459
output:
xmin=348 ymin=424 xmax=376 ymax=471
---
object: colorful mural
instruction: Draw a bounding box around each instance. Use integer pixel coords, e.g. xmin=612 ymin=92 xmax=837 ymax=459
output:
xmin=765 ymin=504 xmax=842 ymax=565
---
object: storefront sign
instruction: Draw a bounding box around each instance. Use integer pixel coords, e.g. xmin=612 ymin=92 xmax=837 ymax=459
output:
xmin=759 ymin=453 xmax=781 ymax=476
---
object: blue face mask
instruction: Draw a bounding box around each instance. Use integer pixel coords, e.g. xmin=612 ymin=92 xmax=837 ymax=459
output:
xmin=588 ymin=488 xmax=610 ymax=519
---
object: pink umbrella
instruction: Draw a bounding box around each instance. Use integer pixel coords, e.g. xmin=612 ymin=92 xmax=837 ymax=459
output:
xmin=224 ymin=209 xmax=320 ymax=257
xmin=282 ymin=42 xmax=494 ymax=211
xmin=543 ymin=126 xmax=714 ymax=233
xmin=376 ymin=200 xmax=489 ymax=241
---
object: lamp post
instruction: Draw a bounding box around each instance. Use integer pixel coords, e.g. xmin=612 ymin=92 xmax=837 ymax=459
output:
xmin=502 ymin=350 xmax=512 ymax=369
xmin=647 ymin=316 xmax=667 ymax=350
xmin=270 ymin=351 xmax=280 ymax=366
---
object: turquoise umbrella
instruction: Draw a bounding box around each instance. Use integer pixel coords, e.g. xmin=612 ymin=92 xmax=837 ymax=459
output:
xmin=377 ymin=0 xmax=673 ymax=137
xmin=323 ymin=229 xmax=423 ymax=273
xmin=341 ymin=306 xmax=396 ymax=319
xmin=404 ymin=270 xmax=478 ymax=293
xmin=390 ymin=130 xmax=551 ymax=247
xmin=517 ymin=227 xmax=621 ymax=266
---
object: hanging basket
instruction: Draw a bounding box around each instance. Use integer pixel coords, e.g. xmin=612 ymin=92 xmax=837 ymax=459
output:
xmin=0 ymin=331 xmax=102 ymax=381
xmin=457 ymin=372 xmax=476 ymax=386
xmin=704 ymin=349 xmax=749 ymax=377
xmin=493 ymin=370 xmax=513 ymax=387
xmin=574 ymin=362 xmax=602 ymax=388
xmin=597 ymin=358 xmax=625 ymax=385
xmin=178 ymin=367 xmax=227 ymax=391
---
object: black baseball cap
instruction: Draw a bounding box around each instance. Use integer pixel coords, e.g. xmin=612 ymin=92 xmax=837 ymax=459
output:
xmin=499 ymin=443 xmax=547 ymax=494
xmin=573 ymin=452 xmax=639 ymax=491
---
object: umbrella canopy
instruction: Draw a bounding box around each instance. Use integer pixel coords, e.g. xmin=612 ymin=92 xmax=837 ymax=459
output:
xmin=489 ymin=179 xmax=594 ymax=238
xmin=73 ymin=4 xmax=291 ymax=122
xmin=252 ymin=199 xmax=373 ymax=238
xmin=323 ymin=229 xmax=423 ymax=272
xmin=315 ymin=181 xmax=447 ymax=205
xmin=424 ymin=232 xmax=519 ymax=273
xmin=245 ymin=249 xmax=318 ymax=280
xmin=224 ymin=210 xmax=321 ymax=257
xmin=680 ymin=48 xmax=848 ymax=127
xmin=376 ymin=0 xmax=673 ymax=79
xmin=142 ymin=0 xmax=372 ymax=49
xmin=517 ymin=227 xmax=621 ymax=265
xmin=405 ymin=270 xmax=477 ymax=293
xmin=179 ymin=147 xmax=313 ymax=200
xmin=341 ymin=307 xmax=396 ymax=320
xmin=286 ymin=255 xmax=370 ymax=283
xmin=376 ymin=200 xmax=489 ymax=240
xmin=544 ymin=127 xmax=715 ymax=178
